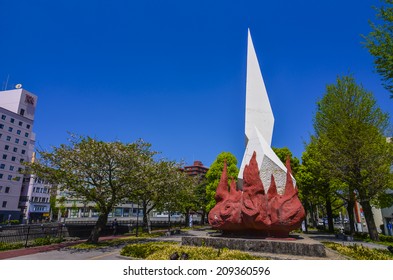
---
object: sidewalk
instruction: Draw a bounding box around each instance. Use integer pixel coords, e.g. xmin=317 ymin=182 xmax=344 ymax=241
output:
xmin=0 ymin=235 xmax=127 ymax=260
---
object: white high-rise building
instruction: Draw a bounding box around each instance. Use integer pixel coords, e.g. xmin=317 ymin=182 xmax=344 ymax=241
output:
xmin=0 ymin=88 xmax=37 ymax=222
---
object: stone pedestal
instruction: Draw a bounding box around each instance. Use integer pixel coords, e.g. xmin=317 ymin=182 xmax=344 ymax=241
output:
xmin=182 ymin=235 xmax=326 ymax=257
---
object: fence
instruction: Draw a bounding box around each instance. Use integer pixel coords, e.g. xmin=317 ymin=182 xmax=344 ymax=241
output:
xmin=0 ymin=219 xmax=189 ymax=247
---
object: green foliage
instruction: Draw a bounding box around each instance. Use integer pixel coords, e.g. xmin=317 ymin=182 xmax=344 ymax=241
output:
xmin=310 ymin=75 xmax=393 ymax=239
xmin=205 ymin=152 xmax=239 ymax=212
xmin=120 ymin=242 xmax=178 ymax=259
xmin=364 ymin=0 xmax=393 ymax=98
xmin=31 ymin=237 xmax=63 ymax=247
xmin=0 ymin=242 xmax=24 ymax=251
xmin=323 ymin=242 xmax=393 ymax=260
xmin=120 ymin=242 xmax=265 ymax=260
xmin=0 ymin=220 xmax=20 ymax=225
xmin=272 ymin=147 xmax=300 ymax=175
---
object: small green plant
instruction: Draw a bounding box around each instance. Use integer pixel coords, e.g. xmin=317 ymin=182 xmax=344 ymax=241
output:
xmin=0 ymin=242 xmax=24 ymax=251
xmin=31 ymin=236 xmax=63 ymax=246
xmin=323 ymin=242 xmax=393 ymax=260
xmin=120 ymin=242 xmax=266 ymax=260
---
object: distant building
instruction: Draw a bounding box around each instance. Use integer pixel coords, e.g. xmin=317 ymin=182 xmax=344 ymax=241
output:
xmin=0 ymin=88 xmax=37 ymax=222
xmin=183 ymin=160 xmax=209 ymax=178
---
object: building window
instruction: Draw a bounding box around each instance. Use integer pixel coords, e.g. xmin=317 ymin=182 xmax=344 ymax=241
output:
xmin=0 ymin=164 xmax=4 ymax=169
xmin=23 ymin=141 xmax=27 ymax=146
xmin=15 ymin=139 xmax=19 ymax=144
xmin=5 ymin=187 xmax=9 ymax=193
xmin=2 ymin=201 xmax=7 ymax=208
xmin=8 ymin=127 xmax=13 ymax=132
xmin=26 ymin=124 xmax=30 ymax=129
xmin=13 ymin=147 xmax=17 ymax=153
xmin=25 ymin=132 xmax=29 ymax=137
xmin=21 ymin=150 xmax=26 ymax=155
xmin=20 ymin=109 xmax=25 ymax=116
xmin=6 ymin=136 xmax=11 ymax=141
xmin=9 ymin=166 xmax=14 ymax=171
xmin=10 ymin=118 xmax=14 ymax=123
xmin=2 ymin=155 xmax=7 ymax=160
xmin=18 ymin=121 xmax=23 ymax=126
xmin=0 ymin=124 xmax=3 ymax=129
xmin=17 ymin=130 xmax=21 ymax=135
xmin=11 ymin=156 xmax=16 ymax=161
xmin=1 ymin=115 xmax=5 ymax=120
xmin=0 ymin=133 xmax=2 ymax=138
xmin=0 ymin=174 xmax=2 ymax=179
xmin=20 ymin=158 xmax=24 ymax=163
xmin=4 ymin=145 xmax=9 ymax=150
xmin=7 ymin=175 xmax=12 ymax=180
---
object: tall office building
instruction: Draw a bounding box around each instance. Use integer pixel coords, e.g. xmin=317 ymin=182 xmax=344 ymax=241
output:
xmin=0 ymin=88 xmax=37 ymax=222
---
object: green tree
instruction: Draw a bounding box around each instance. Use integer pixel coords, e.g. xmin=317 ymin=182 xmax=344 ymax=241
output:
xmin=272 ymin=147 xmax=300 ymax=175
xmin=297 ymin=138 xmax=343 ymax=233
xmin=205 ymin=152 xmax=239 ymax=212
xmin=313 ymin=75 xmax=393 ymax=240
xmin=26 ymin=135 xmax=155 ymax=243
xmin=364 ymin=0 xmax=393 ymax=98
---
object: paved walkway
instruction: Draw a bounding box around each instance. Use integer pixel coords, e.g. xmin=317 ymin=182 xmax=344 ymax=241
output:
xmin=0 ymin=229 xmax=389 ymax=260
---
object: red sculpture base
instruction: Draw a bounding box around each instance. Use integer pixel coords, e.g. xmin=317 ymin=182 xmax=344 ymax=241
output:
xmin=208 ymin=152 xmax=305 ymax=238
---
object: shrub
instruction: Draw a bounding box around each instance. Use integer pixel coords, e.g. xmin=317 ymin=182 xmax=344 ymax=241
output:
xmin=120 ymin=242 xmax=266 ymax=260
xmin=31 ymin=237 xmax=63 ymax=247
xmin=379 ymin=234 xmax=393 ymax=243
xmin=0 ymin=242 xmax=24 ymax=251
xmin=323 ymin=242 xmax=393 ymax=260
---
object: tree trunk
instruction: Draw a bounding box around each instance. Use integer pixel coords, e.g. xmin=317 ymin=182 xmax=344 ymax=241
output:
xmin=87 ymin=212 xmax=108 ymax=244
xmin=325 ymin=197 xmax=334 ymax=233
xmin=346 ymin=198 xmax=356 ymax=235
xmin=185 ymin=209 xmax=190 ymax=227
xmin=142 ymin=201 xmax=148 ymax=232
xmin=360 ymin=200 xmax=379 ymax=241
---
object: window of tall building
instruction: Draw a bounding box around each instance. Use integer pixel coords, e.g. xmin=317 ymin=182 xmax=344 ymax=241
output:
xmin=0 ymin=164 xmax=4 ymax=169
xmin=0 ymin=124 xmax=3 ymax=129
xmin=17 ymin=130 xmax=21 ymax=135
xmin=13 ymin=147 xmax=17 ymax=153
xmin=2 ymin=201 xmax=7 ymax=208
xmin=10 ymin=118 xmax=14 ymax=123
xmin=0 ymin=133 xmax=2 ymax=138
xmin=20 ymin=158 xmax=24 ymax=163
xmin=23 ymin=141 xmax=27 ymax=146
xmin=26 ymin=124 xmax=30 ymax=129
xmin=7 ymin=175 xmax=12 ymax=180
xmin=5 ymin=145 xmax=9 ymax=150
xmin=9 ymin=166 xmax=14 ymax=171
xmin=2 ymin=155 xmax=7 ymax=160
xmin=0 ymin=174 xmax=3 ymax=179
xmin=21 ymin=149 xmax=26 ymax=155
xmin=1 ymin=115 xmax=5 ymax=120
xmin=25 ymin=132 xmax=29 ymax=137
xmin=8 ymin=127 xmax=13 ymax=132
xmin=15 ymin=139 xmax=19 ymax=144
xmin=18 ymin=121 xmax=23 ymax=126
xmin=5 ymin=187 xmax=9 ymax=193
xmin=6 ymin=136 xmax=11 ymax=141
xmin=11 ymin=156 xmax=16 ymax=161
xmin=20 ymin=109 xmax=25 ymax=116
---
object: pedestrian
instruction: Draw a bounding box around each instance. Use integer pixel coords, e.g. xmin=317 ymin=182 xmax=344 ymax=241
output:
xmin=112 ymin=219 xmax=118 ymax=236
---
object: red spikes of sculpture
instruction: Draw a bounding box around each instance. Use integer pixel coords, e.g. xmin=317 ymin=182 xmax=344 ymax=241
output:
xmin=208 ymin=151 xmax=305 ymax=237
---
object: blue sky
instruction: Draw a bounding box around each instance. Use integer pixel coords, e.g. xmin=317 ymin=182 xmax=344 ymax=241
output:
xmin=1 ymin=0 xmax=392 ymax=167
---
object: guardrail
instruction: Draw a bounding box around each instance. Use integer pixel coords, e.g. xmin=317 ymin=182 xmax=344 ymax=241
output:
xmin=0 ymin=220 xmax=192 ymax=246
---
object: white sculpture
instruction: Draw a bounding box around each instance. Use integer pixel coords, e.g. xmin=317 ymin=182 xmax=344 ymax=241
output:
xmin=238 ymin=29 xmax=294 ymax=193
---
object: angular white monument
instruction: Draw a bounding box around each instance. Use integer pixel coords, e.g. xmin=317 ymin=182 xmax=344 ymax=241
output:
xmin=238 ymin=29 xmax=293 ymax=193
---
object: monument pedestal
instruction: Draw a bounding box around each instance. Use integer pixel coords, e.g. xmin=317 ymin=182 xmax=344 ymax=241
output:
xmin=181 ymin=234 xmax=326 ymax=258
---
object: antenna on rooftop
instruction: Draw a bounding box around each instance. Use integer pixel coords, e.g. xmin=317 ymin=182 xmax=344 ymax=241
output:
xmin=2 ymin=74 xmax=10 ymax=90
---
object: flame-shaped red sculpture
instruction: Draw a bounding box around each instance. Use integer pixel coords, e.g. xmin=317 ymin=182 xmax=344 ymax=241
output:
xmin=208 ymin=151 xmax=305 ymax=237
